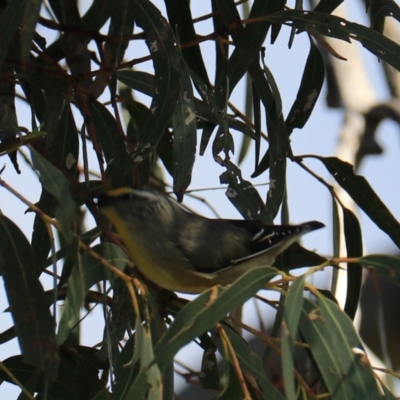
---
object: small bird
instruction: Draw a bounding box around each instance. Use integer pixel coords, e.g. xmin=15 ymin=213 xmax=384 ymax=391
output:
xmin=96 ymin=188 xmax=324 ymax=294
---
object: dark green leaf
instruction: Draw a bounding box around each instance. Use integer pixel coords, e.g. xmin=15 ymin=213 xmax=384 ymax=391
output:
xmin=31 ymin=191 xmax=57 ymax=274
xmin=318 ymin=156 xmax=400 ymax=248
xmin=0 ymin=215 xmax=58 ymax=379
xmin=223 ymin=327 xmax=285 ymax=399
xmin=165 ymin=0 xmax=210 ymax=87
xmin=214 ymin=0 xmax=285 ymax=107
xmin=57 ymin=243 xmax=128 ymax=344
xmin=53 ymin=102 xmax=79 ymax=177
xmin=117 ymin=70 xmax=155 ymax=96
xmin=268 ymin=10 xmax=400 ymax=73
xmin=282 ymin=274 xmax=306 ymax=400
xmin=199 ymin=348 xmax=220 ymax=390
xmin=87 ymin=101 xmax=133 ymax=187
xmin=112 ymin=335 xmax=141 ymax=398
xmin=355 ymin=254 xmax=400 ymax=287
xmin=0 ymin=0 xmax=26 ymax=70
xmin=154 ymin=266 xmax=277 ymax=371
xmin=332 ymin=197 xmax=341 ymax=258
xmin=250 ymin=67 xmax=290 ymax=221
xmin=123 ymin=316 xmax=162 ymax=400
xmin=0 ymin=326 xmax=16 ymax=345
xmin=18 ymin=69 xmax=70 ymax=93
xmin=286 ymin=40 xmax=325 ymax=134
xmin=273 ymin=242 xmax=327 ymax=271
xmin=342 ymin=207 xmax=363 ymax=321
xmin=369 ymin=0 xmax=400 ymax=33
xmin=172 ymin=57 xmax=197 ymax=200
xmin=105 ymin=0 xmax=135 ymax=66
xmin=313 ymin=0 xmax=343 ymax=14
xmin=20 ymin=0 xmax=41 ymax=63
xmin=31 ymin=147 xmax=76 ymax=242
xmin=210 ymin=0 xmax=229 ymax=85
xmin=228 ymin=117 xmax=257 ymax=140
xmin=300 ymin=297 xmax=383 ymax=399
xmin=252 ymin=65 xmax=288 ymax=218
xmin=129 ymin=0 xmax=182 ymax=163
xmin=0 ymin=347 xmax=106 ymax=400
xmin=380 ymin=381 xmax=398 ymax=400
xmin=215 ymin=358 xmax=243 ymax=400
xmin=199 ymin=121 xmax=217 ymax=155
xmin=220 ymin=160 xmax=272 ymax=223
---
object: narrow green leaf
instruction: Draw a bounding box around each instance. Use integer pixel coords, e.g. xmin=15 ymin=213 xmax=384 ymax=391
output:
xmin=153 ymin=266 xmax=277 ymax=371
xmin=0 ymin=215 xmax=58 ymax=379
xmin=51 ymin=102 xmax=79 ymax=177
xmin=318 ymin=156 xmax=400 ymax=248
xmin=342 ymin=207 xmax=363 ymax=320
xmin=299 ymin=297 xmax=384 ymax=399
xmin=262 ymin=295 xmax=285 ymax=365
xmin=57 ymin=243 xmax=128 ymax=344
xmin=124 ymin=316 xmax=162 ymax=400
xmin=105 ymin=0 xmax=134 ymax=67
xmin=129 ymin=0 xmax=182 ymax=163
xmin=41 ymin=93 xmax=65 ymax=147
xmin=199 ymin=120 xmax=217 ymax=156
xmin=20 ymin=0 xmax=41 ymax=63
xmin=286 ymin=40 xmax=325 ymax=134
xmin=368 ymin=0 xmax=400 ymax=33
xmin=112 ymin=335 xmax=140 ymax=398
xmin=238 ymin=73 xmax=256 ymax=166
xmin=380 ymin=381 xmax=397 ymax=400
xmin=332 ymin=197 xmax=341 ymax=258
xmin=313 ymin=0 xmax=343 ymax=14
xmin=250 ymin=67 xmax=289 ymax=221
xmin=0 ymin=347 xmax=106 ymax=399
xmin=285 ymin=275 xmax=307 ymax=335
xmin=18 ymin=69 xmax=70 ymax=93
xmin=36 ymin=0 xmax=110 ymax=69
xmin=199 ymin=348 xmax=220 ymax=390
xmin=172 ymin=57 xmax=197 ymax=200
xmin=273 ymin=242 xmax=327 ymax=271
xmin=210 ymin=0 xmax=229 ymax=85
xmin=189 ymin=67 xmax=215 ymax=107
xmin=0 ymin=0 xmax=27 ymax=70
xmin=268 ymin=10 xmax=400 ymax=73
xmin=255 ymin=64 xmax=288 ymax=218
xmin=214 ymin=0 xmax=285 ymax=106
xmin=88 ymin=101 xmax=133 ymax=187
xmin=117 ymin=70 xmax=155 ymax=96
xmin=31 ymin=147 xmax=76 ymax=242
xmin=282 ymin=274 xmax=307 ymax=400
xmin=228 ymin=117 xmax=257 ymax=140
xmin=0 ymin=326 xmax=16 ymax=345
xmin=31 ymin=191 xmax=57 ymax=274
xmin=220 ymin=160 xmax=272 ymax=224
xmin=215 ymin=358 xmax=243 ymax=400
xmin=165 ymin=0 xmax=210 ymax=87
xmin=212 ymin=122 xmax=235 ymax=163
xmin=355 ymin=254 xmax=400 ymax=287
xmin=223 ymin=328 xmax=286 ymax=399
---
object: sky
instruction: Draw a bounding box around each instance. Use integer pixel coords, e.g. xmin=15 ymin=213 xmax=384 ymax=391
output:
xmin=1 ymin=0 xmax=400 ymax=397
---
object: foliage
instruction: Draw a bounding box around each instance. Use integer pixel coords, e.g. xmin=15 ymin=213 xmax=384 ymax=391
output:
xmin=0 ymin=0 xmax=399 ymax=399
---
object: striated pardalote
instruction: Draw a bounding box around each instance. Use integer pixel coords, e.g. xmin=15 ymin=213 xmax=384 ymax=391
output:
xmin=96 ymin=188 xmax=324 ymax=294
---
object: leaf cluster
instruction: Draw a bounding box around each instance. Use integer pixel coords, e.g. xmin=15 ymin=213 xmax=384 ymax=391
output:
xmin=0 ymin=0 xmax=399 ymax=399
